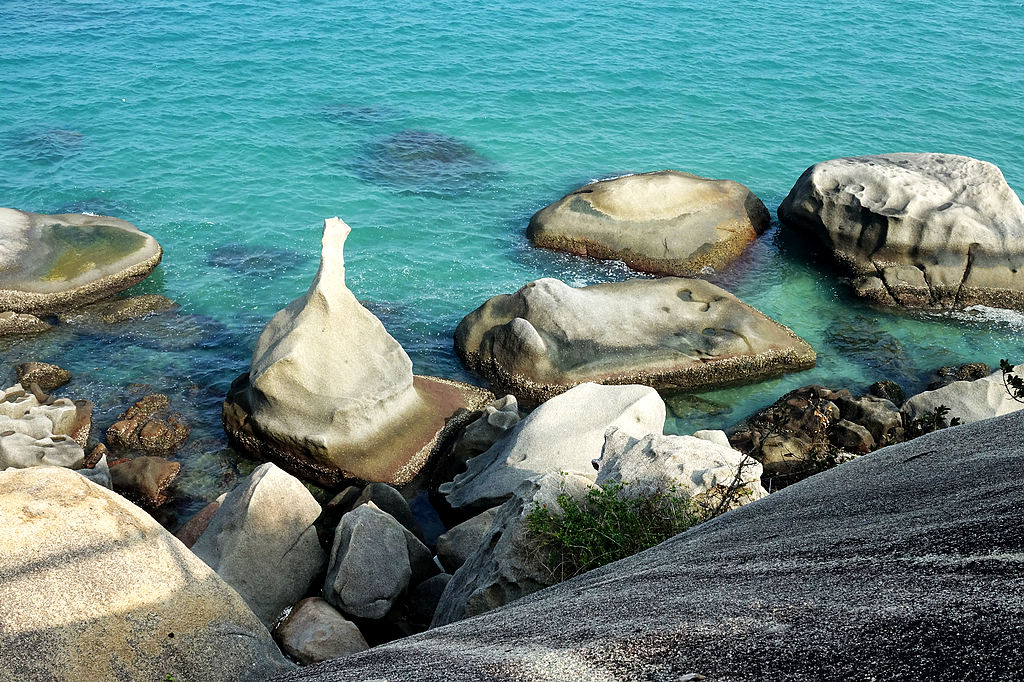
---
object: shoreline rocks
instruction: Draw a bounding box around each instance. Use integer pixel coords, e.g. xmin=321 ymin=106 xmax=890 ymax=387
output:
xmin=527 ymin=170 xmax=769 ymax=276
xmin=455 ymin=276 xmax=816 ymax=406
xmin=222 ymin=217 xmax=492 ymax=487
xmin=778 ymin=153 xmax=1024 ymax=310
xmin=0 ymin=208 xmax=163 ymax=315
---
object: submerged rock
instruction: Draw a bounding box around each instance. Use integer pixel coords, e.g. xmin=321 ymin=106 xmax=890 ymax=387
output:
xmin=353 ymin=130 xmax=497 ymax=197
xmin=778 ymin=153 xmax=1024 ymax=310
xmin=0 ymin=467 xmax=293 ymax=682
xmin=222 ymin=217 xmax=491 ymax=487
xmin=0 ymin=208 xmax=162 ymax=315
xmin=57 ymin=293 xmax=178 ymax=324
xmin=528 ymin=170 xmax=770 ymax=276
xmin=0 ymin=310 xmax=52 ymax=335
xmin=15 ymin=361 xmax=71 ymax=392
xmin=455 ymin=276 xmax=816 ymax=405
xmin=108 ymin=456 xmax=180 ymax=507
xmin=106 ymin=393 xmax=189 ymax=454
xmin=440 ymin=383 xmax=665 ymax=512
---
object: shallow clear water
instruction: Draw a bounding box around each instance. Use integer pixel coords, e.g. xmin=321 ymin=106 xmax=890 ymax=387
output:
xmin=2 ymin=1 xmax=1023 ymax=525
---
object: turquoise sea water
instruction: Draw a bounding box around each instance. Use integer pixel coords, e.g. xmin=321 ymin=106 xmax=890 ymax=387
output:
xmin=2 ymin=1 xmax=1023 ymax=524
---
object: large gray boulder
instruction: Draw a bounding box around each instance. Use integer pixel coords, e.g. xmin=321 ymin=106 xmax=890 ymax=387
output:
xmin=778 ymin=154 xmax=1024 ymax=310
xmin=439 ymin=383 xmax=665 ymax=512
xmin=455 ymin=276 xmax=816 ymax=405
xmin=432 ymin=472 xmax=596 ymax=627
xmin=595 ymin=427 xmax=768 ymax=505
xmin=527 ymin=170 xmax=770 ymax=276
xmin=0 ymin=208 xmax=162 ymax=314
xmin=192 ymin=462 xmax=326 ymax=627
xmin=323 ymin=503 xmax=437 ymax=620
xmin=0 ymin=467 xmax=293 ymax=682
xmin=273 ymin=411 xmax=1024 ymax=682
xmin=902 ymin=369 xmax=1024 ymax=425
xmin=435 ymin=507 xmax=499 ymax=573
xmin=223 ymin=217 xmax=492 ymax=487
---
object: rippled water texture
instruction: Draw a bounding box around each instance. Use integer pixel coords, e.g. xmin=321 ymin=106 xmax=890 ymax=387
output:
xmin=1 ymin=0 xmax=1022 ymax=525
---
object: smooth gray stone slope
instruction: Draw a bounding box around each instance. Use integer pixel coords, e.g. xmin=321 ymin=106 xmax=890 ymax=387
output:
xmin=275 ymin=410 xmax=1024 ymax=682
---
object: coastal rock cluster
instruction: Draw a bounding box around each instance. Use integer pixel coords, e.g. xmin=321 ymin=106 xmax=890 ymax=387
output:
xmin=3 ymin=150 xmax=1024 ymax=681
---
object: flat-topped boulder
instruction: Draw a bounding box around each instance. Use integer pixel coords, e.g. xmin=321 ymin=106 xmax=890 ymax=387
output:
xmin=223 ymin=218 xmax=492 ymax=487
xmin=0 ymin=208 xmax=162 ymax=315
xmin=778 ymin=154 xmax=1024 ymax=310
xmin=0 ymin=466 xmax=293 ymax=682
xmin=455 ymin=277 xmax=816 ymax=405
xmin=527 ymin=170 xmax=770 ymax=276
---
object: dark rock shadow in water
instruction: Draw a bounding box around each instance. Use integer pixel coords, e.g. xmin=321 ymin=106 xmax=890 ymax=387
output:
xmin=323 ymin=103 xmax=406 ymax=127
xmin=5 ymin=128 xmax=84 ymax=163
xmin=53 ymin=196 xmax=136 ymax=221
xmin=206 ymin=243 xmax=310 ymax=278
xmin=351 ymin=129 xmax=500 ymax=198
xmin=823 ymin=314 xmax=919 ymax=387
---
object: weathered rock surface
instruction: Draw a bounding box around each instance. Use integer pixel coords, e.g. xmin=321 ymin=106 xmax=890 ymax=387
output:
xmin=433 ymin=472 xmax=596 ymax=628
xmin=57 ymin=293 xmax=178 ymax=324
xmin=595 ymin=428 xmax=767 ymax=505
xmin=0 ymin=208 xmax=163 ymax=315
xmin=223 ymin=217 xmax=492 ymax=487
xmin=0 ymin=383 xmax=84 ymax=469
xmin=436 ymin=507 xmax=499 ymax=573
xmin=15 ymin=361 xmax=72 ymax=391
xmin=0 ymin=467 xmax=293 ymax=682
xmin=902 ymin=370 xmax=1024 ymax=425
xmin=274 ymin=598 xmax=368 ymax=665
xmin=778 ymin=154 xmax=1024 ymax=310
xmin=351 ymin=482 xmax=423 ymax=539
xmin=274 ymin=411 xmax=1024 ymax=682
xmin=106 ymin=393 xmax=190 ymax=453
xmin=192 ymin=463 xmax=326 ymax=627
xmin=527 ymin=170 xmax=770 ymax=276
xmin=455 ymin=277 xmax=816 ymax=405
xmin=440 ymin=383 xmax=665 ymax=512
xmin=323 ymin=504 xmax=414 ymax=620
xmin=108 ymin=456 xmax=180 ymax=507
xmin=0 ymin=310 xmax=52 ymax=335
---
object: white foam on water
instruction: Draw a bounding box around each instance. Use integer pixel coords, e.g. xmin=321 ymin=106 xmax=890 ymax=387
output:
xmin=948 ymin=305 xmax=1024 ymax=332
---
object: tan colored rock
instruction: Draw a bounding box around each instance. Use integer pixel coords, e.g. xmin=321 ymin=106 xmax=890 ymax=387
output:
xmin=108 ymin=456 xmax=180 ymax=507
xmin=455 ymin=277 xmax=816 ymax=405
xmin=222 ymin=217 xmax=492 ymax=486
xmin=15 ymin=361 xmax=71 ymax=391
xmin=0 ymin=208 xmax=162 ymax=315
xmin=106 ymin=393 xmax=189 ymax=453
xmin=778 ymin=154 xmax=1024 ymax=310
xmin=57 ymin=293 xmax=178 ymax=324
xmin=0 ymin=466 xmax=293 ymax=682
xmin=0 ymin=310 xmax=51 ymax=335
xmin=0 ymin=383 xmax=84 ymax=469
xmin=527 ymin=170 xmax=769 ymax=276
xmin=274 ymin=597 xmax=368 ymax=665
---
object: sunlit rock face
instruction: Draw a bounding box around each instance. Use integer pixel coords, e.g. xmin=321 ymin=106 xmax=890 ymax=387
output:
xmin=0 ymin=466 xmax=294 ymax=682
xmin=223 ymin=217 xmax=491 ymax=487
xmin=778 ymin=153 xmax=1024 ymax=310
xmin=0 ymin=207 xmax=162 ymax=315
xmin=527 ymin=170 xmax=770 ymax=276
xmin=455 ymin=276 xmax=816 ymax=405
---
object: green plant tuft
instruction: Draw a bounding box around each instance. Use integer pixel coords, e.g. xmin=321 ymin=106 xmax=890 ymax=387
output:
xmin=905 ymin=404 xmax=962 ymax=439
xmin=524 ymin=479 xmax=702 ymax=582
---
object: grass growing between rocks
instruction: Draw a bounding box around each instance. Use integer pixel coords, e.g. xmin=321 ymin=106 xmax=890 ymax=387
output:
xmin=525 ymin=480 xmax=703 ymax=582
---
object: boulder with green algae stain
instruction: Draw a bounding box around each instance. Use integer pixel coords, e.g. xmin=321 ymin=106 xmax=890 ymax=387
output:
xmin=455 ymin=276 xmax=816 ymax=406
xmin=527 ymin=170 xmax=770 ymax=276
xmin=0 ymin=208 xmax=162 ymax=315
xmin=0 ymin=466 xmax=294 ymax=682
xmin=223 ymin=217 xmax=492 ymax=488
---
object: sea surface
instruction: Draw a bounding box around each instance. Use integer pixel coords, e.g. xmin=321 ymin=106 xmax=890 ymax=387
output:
xmin=2 ymin=0 xmax=1023 ymax=525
